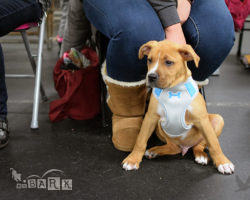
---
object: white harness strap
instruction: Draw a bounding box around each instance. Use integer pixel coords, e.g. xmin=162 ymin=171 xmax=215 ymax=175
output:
xmin=153 ymin=77 xmax=199 ymax=137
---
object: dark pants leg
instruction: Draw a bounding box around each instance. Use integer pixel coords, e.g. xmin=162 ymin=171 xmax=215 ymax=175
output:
xmin=0 ymin=0 xmax=43 ymax=37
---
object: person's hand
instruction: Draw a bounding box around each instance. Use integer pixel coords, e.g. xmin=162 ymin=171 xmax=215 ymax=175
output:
xmin=165 ymin=23 xmax=186 ymax=45
xmin=164 ymin=0 xmax=192 ymax=45
xmin=177 ymin=0 xmax=191 ymax=24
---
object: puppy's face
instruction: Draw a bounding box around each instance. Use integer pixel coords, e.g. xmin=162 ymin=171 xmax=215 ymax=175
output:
xmin=139 ymin=40 xmax=200 ymax=88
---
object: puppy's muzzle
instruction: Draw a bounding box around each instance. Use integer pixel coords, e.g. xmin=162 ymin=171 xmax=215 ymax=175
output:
xmin=148 ymin=73 xmax=158 ymax=83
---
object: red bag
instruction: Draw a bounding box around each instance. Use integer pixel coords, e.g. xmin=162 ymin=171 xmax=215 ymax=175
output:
xmin=49 ymin=47 xmax=100 ymax=122
xmin=225 ymin=0 xmax=250 ymax=31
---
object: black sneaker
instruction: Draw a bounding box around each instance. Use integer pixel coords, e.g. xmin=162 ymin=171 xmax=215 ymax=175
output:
xmin=0 ymin=119 xmax=9 ymax=149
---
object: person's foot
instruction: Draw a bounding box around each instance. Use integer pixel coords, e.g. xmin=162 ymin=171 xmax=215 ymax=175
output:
xmin=0 ymin=119 xmax=9 ymax=149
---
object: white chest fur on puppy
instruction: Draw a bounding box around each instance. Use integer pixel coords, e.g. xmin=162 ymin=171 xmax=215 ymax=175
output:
xmin=153 ymin=77 xmax=199 ymax=139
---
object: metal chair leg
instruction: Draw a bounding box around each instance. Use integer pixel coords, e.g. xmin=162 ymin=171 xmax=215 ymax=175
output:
xmin=20 ymin=30 xmax=48 ymax=102
xmin=237 ymin=28 xmax=244 ymax=58
xmin=98 ymin=65 xmax=108 ymax=128
xmin=199 ymin=86 xmax=206 ymax=102
xmin=30 ymin=16 xmax=46 ymax=129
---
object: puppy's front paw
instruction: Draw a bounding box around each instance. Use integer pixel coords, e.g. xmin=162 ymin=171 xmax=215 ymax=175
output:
xmin=217 ymin=163 xmax=235 ymax=175
xmin=213 ymin=155 xmax=235 ymax=175
xmin=122 ymin=152 xmax=143 ymax=171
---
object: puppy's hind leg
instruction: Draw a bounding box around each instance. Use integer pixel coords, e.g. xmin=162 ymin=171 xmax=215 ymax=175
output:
xmin=145 ymin=142 xmax=182 ymax=159
xmin=193 ymin=114 xmax=224 ymax=166
xmin=209 ymin=114 xmax=224 ymax=138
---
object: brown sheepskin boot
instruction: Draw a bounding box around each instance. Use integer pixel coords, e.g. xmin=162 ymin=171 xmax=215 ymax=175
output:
xmin=102 ymin=65 xmax=147 ymax=152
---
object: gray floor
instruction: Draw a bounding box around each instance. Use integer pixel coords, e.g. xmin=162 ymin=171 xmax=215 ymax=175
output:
xmin=0 ymin=31 xmax=250 ymax=200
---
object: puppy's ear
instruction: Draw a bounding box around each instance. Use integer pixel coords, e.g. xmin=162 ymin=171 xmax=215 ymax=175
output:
xmin=138 ymin=41 xmax=158 ymax=59
xmin=178 ymin=44 xmax=200 ymax=67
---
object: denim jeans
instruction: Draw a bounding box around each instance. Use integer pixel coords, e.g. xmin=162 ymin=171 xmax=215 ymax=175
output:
xmin=0 ymin=0 xmax=42 ymax=120
xmin=83 ymin=0 xmax=235 ymax=82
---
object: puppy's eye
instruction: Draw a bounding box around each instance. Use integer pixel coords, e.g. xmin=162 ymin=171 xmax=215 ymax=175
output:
xmin=147 ymin=58 xmax=152 ymax=64
xmin=165 ymin=60 xmax=173 ymax=67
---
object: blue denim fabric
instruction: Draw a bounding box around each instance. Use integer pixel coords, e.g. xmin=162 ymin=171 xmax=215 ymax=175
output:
xmin=83 ymin=0 xmax=165 ymax=82
xmin=0 ymin=0 xmax=42 ymax=119
xmin=83 ymin=0 xmax=234 ymax=82
xmin=182 ymin=0 xmax=235 ymax=81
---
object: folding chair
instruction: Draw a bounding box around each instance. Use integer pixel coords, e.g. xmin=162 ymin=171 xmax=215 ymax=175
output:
xmin=5 ymin=15 xmax=47 ymax=129
xmin=95 ymin=31 xmax=110 ymax=127
xmin=196 ymin=79 xmax=209 ymax=103
xmin=237 ymin=16 xmax=250 ymax=58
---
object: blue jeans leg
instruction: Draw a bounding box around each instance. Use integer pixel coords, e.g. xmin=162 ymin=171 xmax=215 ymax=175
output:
xmin=83 ymin=0 xmax=234 ymax=82
xmin=0 ymin=0 xmax=43 ymax=37
xmin=0 ymin=44 xmax=7 ymax=120
xmin=182 ymin=0 xmax=235 ymax=81
xmin=83 ymin=0 xmax=165 ymax=82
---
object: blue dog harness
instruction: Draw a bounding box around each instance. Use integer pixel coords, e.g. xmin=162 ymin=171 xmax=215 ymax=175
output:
xmin=153 ymin=77 xmax=199 ymax=138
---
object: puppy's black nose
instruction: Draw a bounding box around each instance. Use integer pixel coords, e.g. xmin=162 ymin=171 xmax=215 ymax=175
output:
xmin=148 ymin=73 xmax=158 ymax=82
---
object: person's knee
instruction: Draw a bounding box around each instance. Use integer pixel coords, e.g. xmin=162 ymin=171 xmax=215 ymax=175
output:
xmin=111 ymin=8 xmax=165 ymax=48
xmin=106 ymin=16 xmax=164 ymax=82
xmin=186 ymin=10 xmax=234 ymax=80
xmin=190 ymin=30 xmax=234 ymax=81
xmin=188 ymin=26 xmax=234 ymax=81
xmin=116 ymin=15 xmax=164 ymax=48
xmin=211 ymin=6 xmax=235 ymax=53
xmin=107 ymin=14 xmax=164 ymax=81
xmin=83 ymin=0 xmax=165 ymax=82
xmin=84 ymin=0 xmax=164 ymax=42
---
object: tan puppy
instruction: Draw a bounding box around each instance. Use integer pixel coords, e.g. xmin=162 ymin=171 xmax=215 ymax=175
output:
xmin=122 ymin=40 xmax=234 ymax=174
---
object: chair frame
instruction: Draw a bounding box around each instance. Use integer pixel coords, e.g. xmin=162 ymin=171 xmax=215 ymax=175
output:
xmin=95 ymin=31 xmax=109 ymax=127
xmin=5 ymin=15 xmax=47 ymax=129
xmin=30 ymin=15 xmax=47 ymax=129
xmin=237 ymin=18 xmax=250 ymax=59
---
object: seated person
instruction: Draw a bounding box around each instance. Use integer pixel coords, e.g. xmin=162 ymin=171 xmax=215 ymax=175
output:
xmin=0 ymin=0 xmax=51 ymax=148
xmin=81 ymin=0 xmax=235 ymax=152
